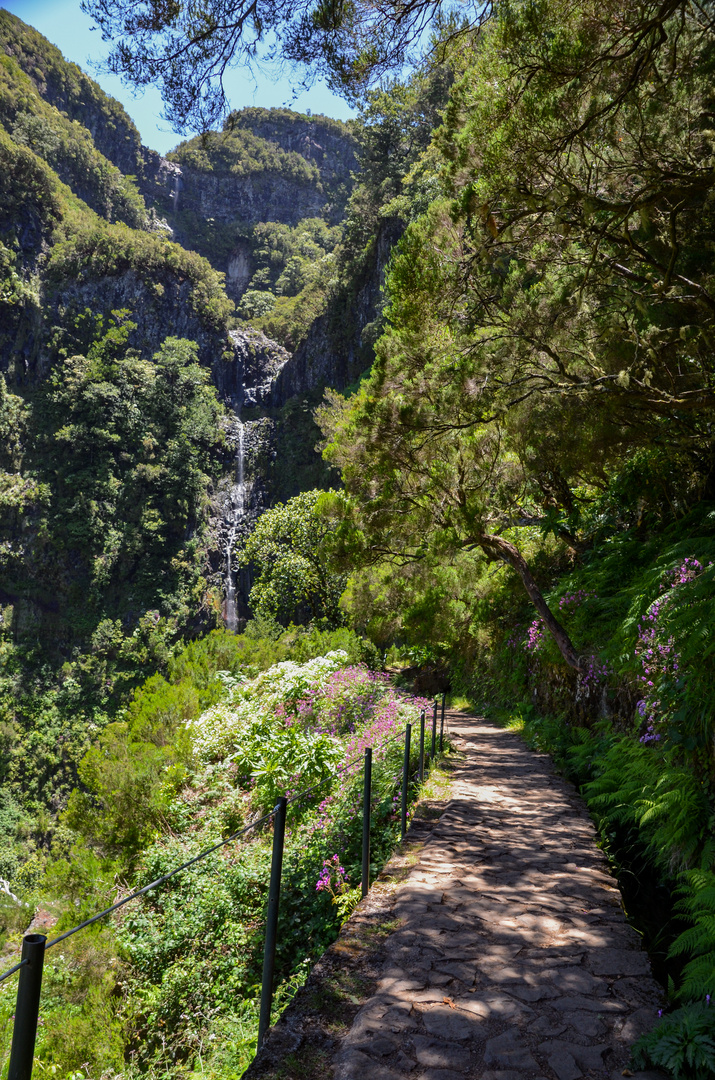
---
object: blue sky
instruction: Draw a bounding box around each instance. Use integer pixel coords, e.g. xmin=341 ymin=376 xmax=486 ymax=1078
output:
xmin=3 ymin=0 xmax=356 ymax=154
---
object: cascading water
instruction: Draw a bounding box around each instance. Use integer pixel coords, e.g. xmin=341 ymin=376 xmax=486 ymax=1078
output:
xmin=224 ymin=420 xmax=245 ymax=632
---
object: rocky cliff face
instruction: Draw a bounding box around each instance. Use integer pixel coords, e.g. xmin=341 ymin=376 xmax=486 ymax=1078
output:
xmin=42 ymin=269 xmax=229 ymax=373
xmin=134 ymin=109 xmax=359 ymax=303
xmin=0 ymin=13 xmax=401 ymax=637
xmin=272 ymin=217 xmax=403 ymax=404
xmin=214 ymin=329 xmax=290 ymax=411
xmin=226 ymin=108 xmax=358 ymax=199
xmin=173 ymin=166 xmax=326 ymax=229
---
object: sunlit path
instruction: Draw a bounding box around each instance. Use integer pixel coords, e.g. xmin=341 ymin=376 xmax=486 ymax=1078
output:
xmin=253 ymin=709 xmax=665 ymax=1080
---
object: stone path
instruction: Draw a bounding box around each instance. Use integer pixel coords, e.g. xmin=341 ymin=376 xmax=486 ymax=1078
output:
xmin=333 ymin=712 xmax=665 ymax=1080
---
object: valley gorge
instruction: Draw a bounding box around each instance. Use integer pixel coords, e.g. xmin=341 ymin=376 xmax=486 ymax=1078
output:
xmin=0 ymin=7 xmax=392 ymax=650
xmin=2 ymin=3 xmax=715 ymax=1078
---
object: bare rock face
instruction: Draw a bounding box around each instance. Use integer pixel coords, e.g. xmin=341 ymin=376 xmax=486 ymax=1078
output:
xmin=226 ymin=243 xmax=253 ymax=296
xmin=272 ymin=216 xmax=404 ymax=405
xmin=212 ymin=329 xmax=290 ymax=412
xmin=171 ymin=167 xmax=326 ymax=229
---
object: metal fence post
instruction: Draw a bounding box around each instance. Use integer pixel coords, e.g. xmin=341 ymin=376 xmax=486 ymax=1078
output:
xmin=258 ymin=797 xmax=287 ymax=1048
xmin=440 ymin=692 xmax=446 ymax=752
xmin=401 ymin=723 xmax=412 ymax=840
xmin=361 ymin=747 xmax=372 ymax=898
xmin=419 ymin=709 xmax=425 ymax=783
xmin=8 ymin=933 xmax=46 ymax=1080
xmin=431 ymin=700 xmax=438 ymax=762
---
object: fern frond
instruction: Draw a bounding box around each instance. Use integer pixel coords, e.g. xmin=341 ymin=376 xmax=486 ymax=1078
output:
xmin=678 ymin=955 xmax=715 ymax=1003
xmin=669 ymin=919 xmax=715 ymax=960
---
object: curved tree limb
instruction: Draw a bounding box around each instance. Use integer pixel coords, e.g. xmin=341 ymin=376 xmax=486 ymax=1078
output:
xmin=476 ymin=532 xmax=583 ymax=673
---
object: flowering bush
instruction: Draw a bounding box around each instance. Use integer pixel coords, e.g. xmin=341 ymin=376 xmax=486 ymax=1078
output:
xmin=296 ymin=666 xmax=390 ymax=735
xmin=187 ymin=651 xmax=430 ymax=818
xmin=635 ymin=558 xmax=703 ymax=743
xmin=315 ymin=854 xmax=361 ymax=923
xmin=577 ymin=653 xmax=610 ymax=700
xmin=316 ymin=853 xmax=348 ymax=897
xmin=558 ymin=589 xmax=593 ymax=612
xmin=116 ymin=647 xmax=438 ymax=1076
xmin=187 ymin=651 xmax=349 ymax=761
xmin=525 ymin=619 xmax=545 ymax=655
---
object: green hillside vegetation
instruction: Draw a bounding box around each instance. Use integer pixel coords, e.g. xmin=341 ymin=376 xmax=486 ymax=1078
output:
xmin=0 ymin=632 xmax=428 ymax=1078
xmin=0 ymin=50 xmax=146 ymax=229
xmin=0 ymin=9 xmax=143 ymax=176
xmin=169 ymin=126 xmax=319 ymax=185
xmin=0 ymin=16 xmax=242 ymax=916
xmin=2 ymin=3 xmax=715 ymax=1079
xmin=227 ymin=105 xmax=354 ymax=142
xmin=169 ymin=107 xmax=355 ymax=198
xmin=237 ymin=217 xmax=342 ymax=349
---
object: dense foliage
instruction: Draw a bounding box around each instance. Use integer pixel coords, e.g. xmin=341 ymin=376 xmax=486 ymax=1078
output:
xmin=237 ymin=218 xmax=343 ymax=350
xmin=0 ymin=646 xmax=432 ymax=1078
xmin=319 ymin=0 xmax=715 ymax=658
xmin=0 ymin=9 xmax=144 ymax=175
xmin=311 ymin=2 xmax=715 ymax=1074
xmin=0 ymin=48 xmax=146 ymax=229
xmin=170 ymin=125 xmax=319 ymax=185
xmin=4 ymin=4 xmax=715 ymax=1079
xmin=238 ymin=489 xmax=347 ymax=626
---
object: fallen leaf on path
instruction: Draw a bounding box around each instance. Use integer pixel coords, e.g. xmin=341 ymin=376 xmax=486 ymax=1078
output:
xmin=443 ymin=996 xmax=456 ymax=1009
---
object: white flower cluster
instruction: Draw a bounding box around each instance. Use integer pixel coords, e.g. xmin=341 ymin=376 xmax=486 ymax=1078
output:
xmin=188 ymin=651 xmax=349 ymax=762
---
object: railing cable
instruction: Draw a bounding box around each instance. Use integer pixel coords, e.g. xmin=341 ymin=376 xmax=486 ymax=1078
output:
xmin=0 ymin=716 xmax=424 ymax=982
xmin=0 ymin=958 xmax=27 ymax=987
xmin=44 ymin=806 xmax=278 ymax=952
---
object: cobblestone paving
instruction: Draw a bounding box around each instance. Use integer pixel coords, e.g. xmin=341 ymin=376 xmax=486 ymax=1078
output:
xmin=333 ymin=712 xmax=665 ymax=1080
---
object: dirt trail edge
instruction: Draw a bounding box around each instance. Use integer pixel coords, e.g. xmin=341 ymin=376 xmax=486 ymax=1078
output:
xmin=247 ymin=711 xmax=666 ymax=1080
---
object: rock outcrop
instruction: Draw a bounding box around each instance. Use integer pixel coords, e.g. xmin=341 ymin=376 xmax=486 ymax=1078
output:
xmin=214 ymin=329 xmax=290 ymax=412
xmin=272 ymin=217 xmax=403 ymax=404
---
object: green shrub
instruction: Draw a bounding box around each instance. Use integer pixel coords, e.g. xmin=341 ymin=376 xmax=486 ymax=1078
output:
xmin=65 ymin=719 xmax=186 ymax=856
xmin=633 ymin=1003 xmax=715 ymax=1079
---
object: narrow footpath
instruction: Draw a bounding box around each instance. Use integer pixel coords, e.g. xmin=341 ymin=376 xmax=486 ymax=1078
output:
xmin=255 ymin=711 xmax=666 ymax=1080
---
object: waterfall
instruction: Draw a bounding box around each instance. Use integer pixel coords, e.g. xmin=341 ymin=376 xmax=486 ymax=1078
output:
xmin=224 ymin=421 xmax=245 ymax=632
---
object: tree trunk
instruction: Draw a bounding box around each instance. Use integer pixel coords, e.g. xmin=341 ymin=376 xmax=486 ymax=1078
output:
xmin=477 ymin=532 xmax=583 ymax=673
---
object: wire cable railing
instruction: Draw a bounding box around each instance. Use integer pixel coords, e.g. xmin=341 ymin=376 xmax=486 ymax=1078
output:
xmin=1 ymin=692 xmax=448 ymax=1080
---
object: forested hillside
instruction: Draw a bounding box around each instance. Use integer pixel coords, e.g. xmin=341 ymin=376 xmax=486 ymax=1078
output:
xmin=1 ymin=0 xmax=715 ymax=1076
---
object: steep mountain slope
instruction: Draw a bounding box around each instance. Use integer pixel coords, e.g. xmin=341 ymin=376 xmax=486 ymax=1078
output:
xmin=0 ymin=13 xmax=232 ymax=378
xmin=0 ymin=13 xmax=236 ymax=670
xmin=0 ymin=9 xmax=145 ymax=179
xmin=0 ymin=11 xmax=395 ymax=683
xmin=0 ymin=20 xmax=401 ymax=998
xmin=166 ymin=108 xmax=358 ymax=304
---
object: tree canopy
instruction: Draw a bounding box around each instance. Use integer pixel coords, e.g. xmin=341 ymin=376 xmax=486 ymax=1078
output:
xmin=317 ymin=0 xmax=715 ymax=671
xmin=81 ymin=0 xmax=487 ymax=129
xmin=237 ymin=488 xmax=347 ymax=626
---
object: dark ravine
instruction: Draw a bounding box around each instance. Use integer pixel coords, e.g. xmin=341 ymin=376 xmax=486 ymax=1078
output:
xmin=272 ymin=217 xmax=404 ymax=405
